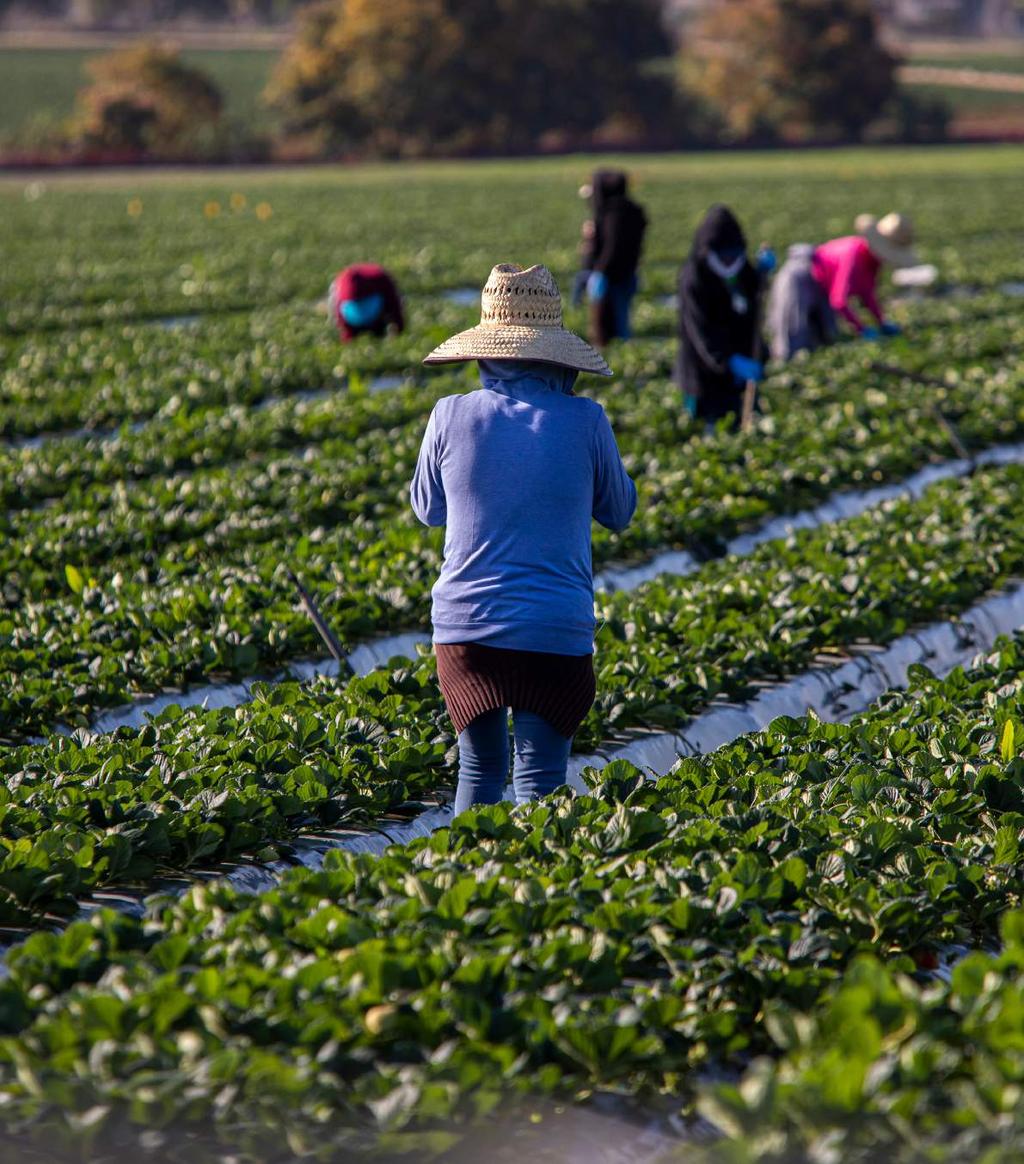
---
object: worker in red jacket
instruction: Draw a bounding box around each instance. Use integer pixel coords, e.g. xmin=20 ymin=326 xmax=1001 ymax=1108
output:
xmin=328 ymin=263 xmax=405 ymax=342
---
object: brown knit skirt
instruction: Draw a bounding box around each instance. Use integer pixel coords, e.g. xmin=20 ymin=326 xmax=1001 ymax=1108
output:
xmin=435 ymin=642 xmax=596 ymax=740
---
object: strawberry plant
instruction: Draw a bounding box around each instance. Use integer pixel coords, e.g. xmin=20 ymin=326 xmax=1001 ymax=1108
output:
xmin=2 ymin=634 xmax=1024 ymax=1159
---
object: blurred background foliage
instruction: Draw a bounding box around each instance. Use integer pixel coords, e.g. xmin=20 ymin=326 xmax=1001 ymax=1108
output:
xmin=0 ymin=0 xmax=1020 ymax=161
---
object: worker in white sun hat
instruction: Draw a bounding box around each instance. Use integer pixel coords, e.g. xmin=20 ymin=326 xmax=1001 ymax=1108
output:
xmin=768 ymin=212 xmax=919 ymax=361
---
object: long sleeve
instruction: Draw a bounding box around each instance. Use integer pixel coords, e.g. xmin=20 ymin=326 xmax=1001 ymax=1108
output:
xmin=593 ymin=202 xmax=646 ymax=279
xmin=678 ymin=268 xmax=731 ymax=375
xmin=827 ymin=244 xmax=868 ymax=333
xmin=410 ymin=407 xmax=447 ymax=527
xmin=591 ymin=207 xmax=620 ymax=274
xmin=859 ymin=280 xmax=885 ymax=326
xmin=592 ymin=408 xmax=636 ymax=532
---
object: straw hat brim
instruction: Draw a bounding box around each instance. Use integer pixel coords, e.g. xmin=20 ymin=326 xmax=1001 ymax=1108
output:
xmin=863 ymin=225 xmax=919 ymax=269
xmin=423 ymin=323 xmax=613 ymax=377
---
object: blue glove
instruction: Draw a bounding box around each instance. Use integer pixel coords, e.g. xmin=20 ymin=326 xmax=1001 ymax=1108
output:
xmin=684 ymin=394 xmax=699 ymax=419
xmin=880 ymin=321 xmax=902 ymax=337
xmin=861 ymin=327 xmax=881 ymax=341
xmin=728 ymin=354 xmax=764 ymax=383
xmin=587 ymin=271 xmax=608 ymax=301
xmin=756 ymin=247 xmax=777 ymax=275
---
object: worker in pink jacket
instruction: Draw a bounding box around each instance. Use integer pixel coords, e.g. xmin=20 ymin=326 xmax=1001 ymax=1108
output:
xmin=768 ymin=213 xmax=919 ymax=361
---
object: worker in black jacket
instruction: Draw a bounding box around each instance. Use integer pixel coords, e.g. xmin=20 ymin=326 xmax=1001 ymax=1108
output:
xmin=677 ymin=204 xmax=770 ymax=431
xmin=584 ymin=170 xmax=648 ymax=348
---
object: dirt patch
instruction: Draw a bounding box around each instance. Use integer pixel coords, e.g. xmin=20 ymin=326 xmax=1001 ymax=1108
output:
xmin=0 ymin=22 xmax=291 ymax=51
xmin=901 ymin=64 xmax=1024 ymax=92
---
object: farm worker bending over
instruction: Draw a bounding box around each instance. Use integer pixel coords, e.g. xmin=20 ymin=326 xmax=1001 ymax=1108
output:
xmin=583 ymin=170 xmax=648 ymax=348
xmin=411 ymin=263 xmax=636 ymax=814
xmin=768 ymin=212 xmax=918 ymax=361
xmin=328 ymin=263 xmax=404 ymax=343
xmin=677 ymin=204 xmax=771 ymax=431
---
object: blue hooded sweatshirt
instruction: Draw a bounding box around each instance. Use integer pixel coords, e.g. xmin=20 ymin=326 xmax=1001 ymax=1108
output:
xmin=410 ymin=360 xmax=637 ymax=655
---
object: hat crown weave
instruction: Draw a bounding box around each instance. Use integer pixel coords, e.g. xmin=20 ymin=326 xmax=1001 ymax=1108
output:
xmin=480 ymin=264 xmax=563 ymax=329
xmin=422 ymin=260 xmax=613 ymax=376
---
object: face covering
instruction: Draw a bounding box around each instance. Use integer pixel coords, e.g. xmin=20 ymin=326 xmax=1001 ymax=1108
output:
xmin=340 ymin=293 xmax=384 ymax=328
xmin=478 ymin=359 xmax=579 ymax=396
xmin=706 ymin=250 xmax=749 ymax=314
xmin=706 ymin=249 xmax=746 ymax=281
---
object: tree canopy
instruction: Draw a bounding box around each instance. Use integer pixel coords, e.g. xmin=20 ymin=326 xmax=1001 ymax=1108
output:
xmin=267 ymin=0 xmax=678 ymax=156
xmin=72 ymin=43 xmax=223 ymax=155
xmin=693 ymin=0 xmax=897 ymax=142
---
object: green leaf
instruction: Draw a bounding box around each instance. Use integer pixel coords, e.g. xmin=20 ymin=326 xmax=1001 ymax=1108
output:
xmin=65 ymin=564 xmax=85 ymax=595
xmin=1001 ymin=718 xmax=1016 ymax=763
xmin=993 ymin=826 xmax=1019 ymax=867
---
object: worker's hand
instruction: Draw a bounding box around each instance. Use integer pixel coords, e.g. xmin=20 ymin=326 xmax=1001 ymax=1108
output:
xmin=756 ymin=246 xmax=777 ymax=274
xmin=861 ymin=326 xmax=881 ymax=341
xmin=728 ymin=355 xmax=765 ymax=383
xmin=684 ymin=394 xmax=699 ymax=419
xmin=880 ymin=321 xmax=902 ymax=337
xmin=587 ymin=271 xmax=608 ymax=301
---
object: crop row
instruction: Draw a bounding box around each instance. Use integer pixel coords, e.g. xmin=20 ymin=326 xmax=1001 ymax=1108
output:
xmin=0 ymin=375 xmax=444 ymax=518
xmin=3 ymin=334 xmax=1009 ymax=590
xmin=4 ymin=149 xmax=1022 ymax=333
xmin=3 ymin=331 xmax=1024 ymax=748
xmin=0 ymin=316 xmax=684 ymax=512
xmin=1 ymin=277 xmax=1020 ymax=452
xmin=3 ymin=460 xmax=1024 ymax=920
xmin=0 ymin=306 xmax=1018 ymax=642
xmin=692 ymin=925 xmax=1024 ymax=1162
xmin=2 ymin=630 xmax=1023 ymax=1160
xmin=6 ymin=285 xmax=1021 ymax=509
xmin=0 ymin=291 xmax=1019 ymax=703
xmin=0 ymin=301 xmax=472 ymax=443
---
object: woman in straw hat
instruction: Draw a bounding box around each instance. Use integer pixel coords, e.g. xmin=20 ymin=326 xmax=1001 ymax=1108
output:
xmin=768 ymin=212 xmax=918 ymax=362
xmin=412 ymin=263 xmax=637 ymax=814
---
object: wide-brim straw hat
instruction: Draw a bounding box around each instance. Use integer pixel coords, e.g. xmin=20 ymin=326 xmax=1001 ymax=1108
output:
xmin=423 ymin=263 xmax=613 ymax=377
xmin=856 ymin=212 xmax=919 ymax=269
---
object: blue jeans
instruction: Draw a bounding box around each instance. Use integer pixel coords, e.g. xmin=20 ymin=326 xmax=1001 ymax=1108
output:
xmin=608 ymin=277 xmax=637 ymax=340
xmin=454 ymin=708 xmax=572 ymax=815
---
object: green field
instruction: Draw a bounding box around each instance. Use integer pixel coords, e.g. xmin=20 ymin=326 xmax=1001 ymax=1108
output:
xmin=2 ymin=146 xmax=1024 ymax=1160
xmin=909 ymin=82 xmax=1024 ymax=113
xmin=909 ymin=51 xmax=1024 ymax=73
xmin=0 ymin=46 xmax=279 ymax=140
xmin=902 ymin=47 xmax=1024 ymax=119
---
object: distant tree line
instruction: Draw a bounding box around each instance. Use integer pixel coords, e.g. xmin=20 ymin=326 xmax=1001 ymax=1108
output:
xmin=6 ymin=0 xmax=952 ymax=163
xmin=266 ymin=0 xmax=679 ymax=157
xmin=263 ymin=0 xmax=941 ymax=157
